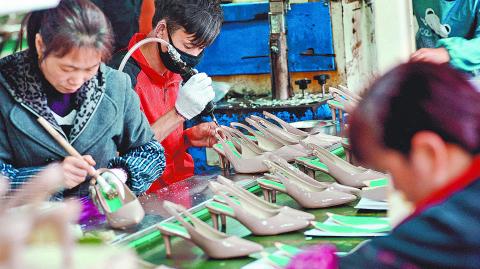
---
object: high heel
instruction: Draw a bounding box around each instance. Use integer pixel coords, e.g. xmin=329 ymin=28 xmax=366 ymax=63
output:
xmin=90 ymin=170 xmax=144 ymax=229
xmin=329 ymin=87 xmax=360 ymax=104
xmin=158 ymin=201 xmax=263 ymax=259
xmin=247 ymin=115 xmax=342 ymax=150
xmin=307 ymin=143 xmax=388 ymax=188
xmin=338 ymin=85 xmax=361 ymax=102
xmin=249 ymin=115 xmax=304 ymax=143
xmin=213 ymin=176 xmax=314 ymax=221
xmin=231 ymin=122 xmax=284 ymax=152
xmin=260 ymin=161 xmax=357 ymax=209
xmin=267 ymin=155 xmax=360 ymax=196
xmin=226 ymin=124 xmax=311 ymax=161
xmin=262 ymin=111 xmax=309 ymax=137
xmin=207 ymin=182 xmax=310 ymax=235
xmin=214 ymin=131 xmax=271 ymax=174
xmin=246 ymin=117 xmax=294 ymax=146
xmin=341 ymin=138 xmax=355 ymax=164
xmin=213 ymin=142 xmax=232 ymax=176
xmin=327 ymin=100 xmax=346 ymax=124
xmin=224 ymin=126 xmax=266 ymax=156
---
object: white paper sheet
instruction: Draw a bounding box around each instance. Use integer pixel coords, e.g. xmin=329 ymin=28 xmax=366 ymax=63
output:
xmin=354 ymin=197 xmax=389 ymax=210
xmin=304 ymin=217 xmax=388 ymax=237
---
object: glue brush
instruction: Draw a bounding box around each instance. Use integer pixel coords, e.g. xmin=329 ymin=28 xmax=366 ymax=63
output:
xmin=37 ymin=117 xmax=117 ymax=199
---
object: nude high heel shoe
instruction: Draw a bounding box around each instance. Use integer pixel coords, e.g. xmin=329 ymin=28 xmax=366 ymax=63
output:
xmin=90 ymin=170 xmax=144 ymax=229
xmin=267 ymin=155 xmax=360 ymax=196
xmin=338 ymin=85 xmax=361 ymax=101
xmin=207 ymin=182 xmax=310 ymax=235
xmin=247 ymin=116 xmax=342 ymax=150
xmin=329 ymin=87 xmax=360 ymax=104
xmin=248 ymin=115 xmax=300 ymax=145
xmin=222 ymin=126 xmax=265 ymax=158
xmin=213 ymin=176 xmax=314 ymax=222
xmin=246 ymin=117 xmax=293 ymax=147
xmin=259 ymin=161 xmax=357 ymax=209
xmin=214 ymin=131 xmax=271 ymax=174
xmin=307 ymin=143 xmax=388 ymax=188
xmin=262 ymin=111 xmax=309 ymax=137
xmin=158 ymin=201 xmax=263 ymax=259
xmin=231 ymin=122 xmax=284 ymax=152
xmin=222 ymin=125 xmax=310 ymax=161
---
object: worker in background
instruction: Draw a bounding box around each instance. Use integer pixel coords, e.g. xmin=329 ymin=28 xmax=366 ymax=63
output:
xmin=90 ymin=0 xmax=155 ymax=51
xmin=286 ymin=62 xmax=480 ymax=268
xmin=110 ymin=0 xmax=224 ymax=191
xmin=0 ymin=0 xmax=165 ymax=199
xmin=410 ymin=0 xmax=480 ymax=87
xmin=90 ymin=0 xmax=143 ymax=51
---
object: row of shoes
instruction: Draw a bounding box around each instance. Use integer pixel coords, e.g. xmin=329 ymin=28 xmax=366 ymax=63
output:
xmin=328 ymin=85 xmax=361 ymax=112
xmin=327 ymin=85 xmax=360 ymax=127
xmin=213 ymin=111 xmax=343 ymax=174
xmin=258 ymin=155 xmax=359 ymax=208
xmin=156 ymin=149 xmax=389 ymax=259
xmin=157 ymin=176 xmax=315 ymax=259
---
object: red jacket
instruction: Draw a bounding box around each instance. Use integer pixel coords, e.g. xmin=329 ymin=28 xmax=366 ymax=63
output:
xmin=112 ymin=33 xmax=194 ymax=191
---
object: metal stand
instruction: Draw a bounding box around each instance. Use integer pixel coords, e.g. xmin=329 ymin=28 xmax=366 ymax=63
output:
xmin=269 ymin=0 xmax=293 ymax=100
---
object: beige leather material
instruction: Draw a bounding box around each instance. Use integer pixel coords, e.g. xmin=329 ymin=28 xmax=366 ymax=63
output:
xmin=160 ymin=201 xmax=263 ymax=259
xmin=215 ymin=176 xmax=314 ymax=221
xmin=93 ymin=171 xmax=145 ymax=229
xmin=208 ymin=182 xmax=310 ymax=235
xmin=308 ymin=143 xmax=388 ymax=188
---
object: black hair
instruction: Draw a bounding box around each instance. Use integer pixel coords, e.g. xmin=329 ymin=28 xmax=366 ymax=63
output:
xmin=21 ymin=0 xmax=113 ymax=61
xmin=349 ymin=62 xmax=480 ymax=161
xmin=153 ymin=0 xmax=223 ymax=48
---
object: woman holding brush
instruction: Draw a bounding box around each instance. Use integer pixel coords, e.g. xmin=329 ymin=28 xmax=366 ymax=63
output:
xmin=0 ymin=0 xmax=165 ymax=199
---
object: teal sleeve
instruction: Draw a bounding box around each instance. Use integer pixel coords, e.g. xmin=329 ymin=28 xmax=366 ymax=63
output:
xmin=437 ymin=37 xmax=480 ymax=72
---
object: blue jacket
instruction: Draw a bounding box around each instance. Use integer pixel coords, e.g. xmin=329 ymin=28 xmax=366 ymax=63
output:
xmin=340 ymin=176 xmax=480 ymax=268
xmin=0 ymin=50 xmax=166 ymax=198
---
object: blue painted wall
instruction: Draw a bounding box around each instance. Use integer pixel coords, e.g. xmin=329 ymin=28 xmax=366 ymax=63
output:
xmin=196 ymin=1 xmax=335 ymax=75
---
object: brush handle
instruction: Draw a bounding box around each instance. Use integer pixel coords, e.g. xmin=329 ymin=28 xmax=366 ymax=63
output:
xmin=37 ymin=117 xmax=114 ymax=194
xmin=37 ymin=117 xmax=82 ymax=157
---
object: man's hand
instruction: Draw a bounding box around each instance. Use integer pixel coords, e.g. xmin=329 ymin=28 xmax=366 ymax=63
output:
xmin=410 ymin=48 xmax=450 ymax=64
xmin=175 ymin=73 xmax=215 ymax=120
xmin=185 ymin=122 xmax=218 ymax=148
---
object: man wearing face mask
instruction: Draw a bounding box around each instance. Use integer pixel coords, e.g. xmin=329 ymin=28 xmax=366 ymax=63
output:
xmin=109 ymin=0 xmax=223 ymax=191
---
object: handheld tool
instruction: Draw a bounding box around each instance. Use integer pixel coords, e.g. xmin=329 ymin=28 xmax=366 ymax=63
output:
xmin=118 ymin=37 xmax=219 ymax=126
xmin=37 ymin=117 xmax=118 ymax=199
xmin=166 ymin=45 xmax=219 ymax=126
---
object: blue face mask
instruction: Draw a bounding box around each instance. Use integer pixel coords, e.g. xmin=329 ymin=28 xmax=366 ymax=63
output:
xmin=158 ymin=27 xmax=204 ymax=73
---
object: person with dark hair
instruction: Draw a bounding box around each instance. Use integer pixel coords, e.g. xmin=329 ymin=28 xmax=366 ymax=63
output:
xmin=286 ymin=62 xmax=480 ymax=269
xmin=0 ymin=0 xmax=166 ymax=199
xmin=90 ymin=0 xmax=144 ymax=51
xmin=110 ymin=0 xmax=224 ymax=191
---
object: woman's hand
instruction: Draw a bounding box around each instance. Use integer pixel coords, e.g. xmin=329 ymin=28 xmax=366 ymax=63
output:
xmin=61 ymin=155 xmax=96 ymax=189
xmin=185 ymin=122 xmax=218 ymax=148
xmin=410 ymin=48 xmax=450 ymax=64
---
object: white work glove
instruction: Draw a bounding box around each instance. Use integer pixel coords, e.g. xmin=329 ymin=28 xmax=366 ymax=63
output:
xmin=175 ymin=73 xmax=215 ymax=120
